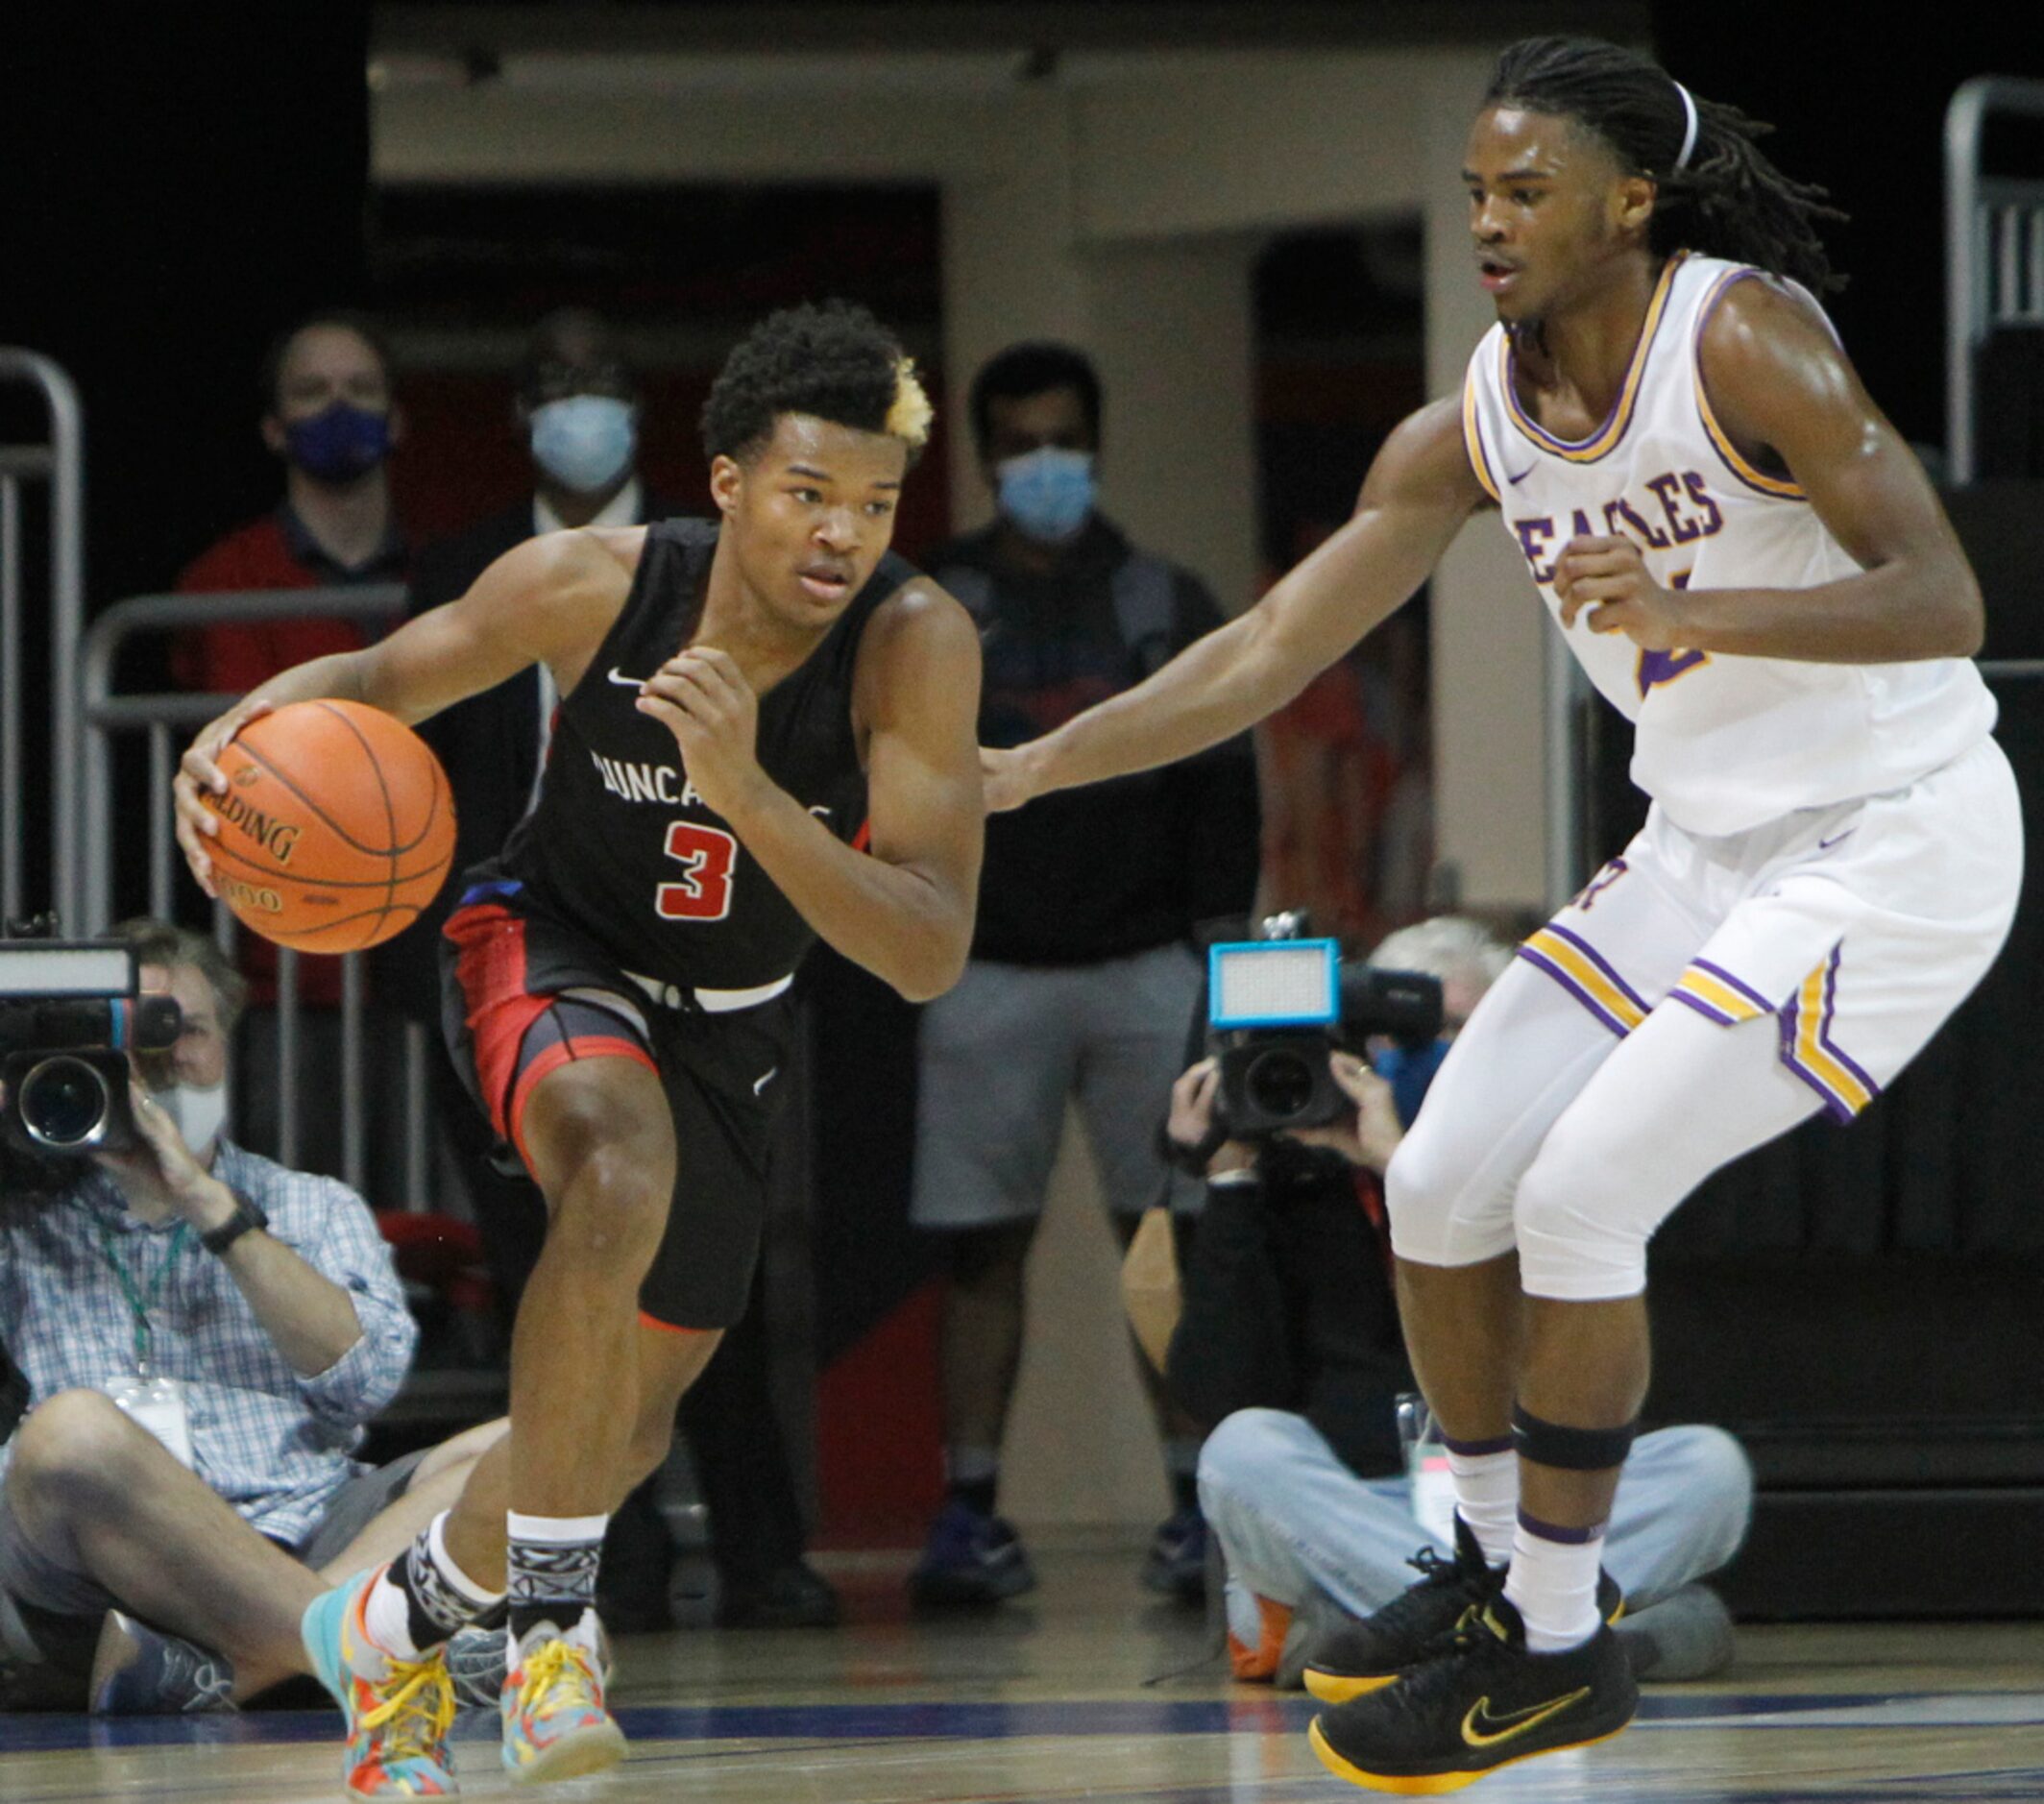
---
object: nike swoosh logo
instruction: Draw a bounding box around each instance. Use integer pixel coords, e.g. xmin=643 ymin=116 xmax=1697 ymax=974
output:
xmin=1462 ymin=1685 xmax=1593 ymax=1748
xmin=1817 ymin=828 xmax=1857 ymax=850
xmin=753 ymin=1066 xmax=779 ymax=1096
xmin=1506 ymin=465 xmax=1537 ymax=485
xmin=608 ymin=668 xmax=647 ymax=688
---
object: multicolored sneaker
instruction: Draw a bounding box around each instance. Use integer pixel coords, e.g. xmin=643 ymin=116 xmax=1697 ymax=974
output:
xmin=500 ymin=1620 xmax=627 ymax=1784
xmin=301 ymin=1567 xmax=458 ymax=1799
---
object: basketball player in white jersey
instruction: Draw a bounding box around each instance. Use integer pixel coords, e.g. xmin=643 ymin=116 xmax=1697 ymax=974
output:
xmin=984 ymin=35 xmax=2021 ymax=1793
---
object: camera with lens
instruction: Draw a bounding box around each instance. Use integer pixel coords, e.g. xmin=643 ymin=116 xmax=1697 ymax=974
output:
xmin=0 ymin=918 xmax=182 ymax=1158
xmin=1208 ymin=911 xmax=1443 ymax=1136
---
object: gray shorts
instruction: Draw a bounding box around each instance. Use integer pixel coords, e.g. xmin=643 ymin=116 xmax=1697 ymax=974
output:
xmin=0 ymin=1448 xmax=426 ymax=1660
xmin=912 ymin=944 xmax=1204 ymax=1229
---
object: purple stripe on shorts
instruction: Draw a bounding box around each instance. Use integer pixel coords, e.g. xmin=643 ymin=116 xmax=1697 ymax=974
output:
xmin=1545 ymin=923 xmax=1650 ymax=1012
xmin=1689 ymin=958 xmax=1774 ymax=1013
xmin=1816 ymin=945 xmax=1882 ymax=1101
xmin=1440 ymin=1431 xmax=1516 ymax=1459
xmin=1517 ymin=1508 xmax=1608 ymax=1547
xmin=1514 ymin=944 xmax=1631 ymax=1037
xmin=1667 ymin=987 xmax=1740 ymax=1028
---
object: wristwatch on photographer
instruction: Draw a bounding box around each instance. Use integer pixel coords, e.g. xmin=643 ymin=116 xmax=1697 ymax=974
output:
xmin=201 ymin=1186 xmax=270 ymax=1256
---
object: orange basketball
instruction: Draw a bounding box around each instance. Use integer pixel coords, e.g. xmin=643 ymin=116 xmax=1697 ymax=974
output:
xmin=207 ymin=699 xmax=457 ymax=953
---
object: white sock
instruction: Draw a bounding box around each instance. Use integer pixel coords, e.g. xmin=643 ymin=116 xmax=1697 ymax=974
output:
xmin=1503 ymin=1510 xmax=1606 ymax=1653
xmin=1444 ymin=1445 xmax=1518 ymax=1565
xmin=363 ymin=1510 xmax=502 ymax=1660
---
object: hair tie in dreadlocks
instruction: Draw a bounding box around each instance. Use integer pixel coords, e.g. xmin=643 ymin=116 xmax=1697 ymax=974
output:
xmin=1672 ymin=82 xmax=1699 ymax=172
xmin=1485 ymin=36 xmax=1847 ymax=293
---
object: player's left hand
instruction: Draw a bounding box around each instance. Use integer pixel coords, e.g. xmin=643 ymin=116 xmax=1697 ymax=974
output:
xmin=1553 ymin=535 xmax=1688 ymax=650
xmin=636 ymin=646 xmax=767 ymax=818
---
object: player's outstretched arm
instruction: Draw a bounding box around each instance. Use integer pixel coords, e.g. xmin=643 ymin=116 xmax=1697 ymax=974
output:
xmin=175 ymin=528 xmax=630 ymax=895
xmin=639 ymin=582 xmax=986 ymax=1001
xmin=985 ymin=397 xmax=1483 ymax=813
xmin=1554 ymin=278 xmax=1983 ymax=663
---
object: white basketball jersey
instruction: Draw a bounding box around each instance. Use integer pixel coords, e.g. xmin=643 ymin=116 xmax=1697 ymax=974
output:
xmin=1463 ymin=251 xmax=1996 ymax=837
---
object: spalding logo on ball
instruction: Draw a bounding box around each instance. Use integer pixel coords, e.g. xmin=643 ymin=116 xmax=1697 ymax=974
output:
xmin=208 ymin=700 xmax=456 ymax=953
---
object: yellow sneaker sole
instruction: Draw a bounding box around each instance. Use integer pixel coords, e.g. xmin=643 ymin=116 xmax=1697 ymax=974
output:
xmin=1307 ymin=1713 xmax=1630 ymax=1794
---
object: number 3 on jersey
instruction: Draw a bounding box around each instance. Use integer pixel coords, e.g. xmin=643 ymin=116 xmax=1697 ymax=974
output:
xmin=657 ymin=821 xmax=738 ymax=921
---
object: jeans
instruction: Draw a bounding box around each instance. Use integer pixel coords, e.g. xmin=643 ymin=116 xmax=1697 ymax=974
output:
xmin=1199 ymin=1408 xmax=1753 ymax=1651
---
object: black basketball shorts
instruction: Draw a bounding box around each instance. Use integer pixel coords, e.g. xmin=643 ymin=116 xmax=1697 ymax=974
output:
xmin=440 ymin=883 xmax=796 ymax=1331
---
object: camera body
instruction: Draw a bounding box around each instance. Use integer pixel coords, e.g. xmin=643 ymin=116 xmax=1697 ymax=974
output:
xmin=1209 ymin=913 xmax=1443 ymax=1136
xmin=0 ymin=919 xmax=182 ymax=1157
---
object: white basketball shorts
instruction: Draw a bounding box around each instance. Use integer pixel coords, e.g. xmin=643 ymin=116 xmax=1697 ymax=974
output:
xmin=1386 ymin=736 xmax=2023 ymax=1299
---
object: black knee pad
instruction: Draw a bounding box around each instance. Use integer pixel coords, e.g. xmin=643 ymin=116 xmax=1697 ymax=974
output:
xmin=1512 ymin=1403 xmax=1638 ymax=1472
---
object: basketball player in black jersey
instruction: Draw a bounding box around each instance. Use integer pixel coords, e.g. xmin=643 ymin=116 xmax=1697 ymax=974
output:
xmin=174 ymin=302 xmax=984 ymax=1794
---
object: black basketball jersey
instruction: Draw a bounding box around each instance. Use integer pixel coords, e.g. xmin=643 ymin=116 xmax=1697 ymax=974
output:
xmin=486 ymin=517 xmax=914 ymax=989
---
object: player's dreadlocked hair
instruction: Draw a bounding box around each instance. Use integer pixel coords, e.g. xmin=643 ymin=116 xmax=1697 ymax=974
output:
xmin=1487 ymin=37 xmax=1847 ymax=293
xmin=700 ymin=299 xmax=933 ymax=464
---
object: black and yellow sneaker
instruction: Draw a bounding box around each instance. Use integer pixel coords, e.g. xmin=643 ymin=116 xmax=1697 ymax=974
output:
xmin=1308 ymin=1594 xmax=1638 ymax=1794
xmin=1302 ymin=1520 xmax=1624 ymax=1705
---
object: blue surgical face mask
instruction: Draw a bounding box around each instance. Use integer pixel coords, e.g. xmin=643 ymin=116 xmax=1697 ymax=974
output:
xmin=995 ymin=446 xmax=1095 ymax=544
xmin=283 ymin=402 xmax=391 ymax=484
xmin=1372 ymin=1036 xmax=1453 ymax=1130
xmin=529 ymin=394 xmax=637 ymax=495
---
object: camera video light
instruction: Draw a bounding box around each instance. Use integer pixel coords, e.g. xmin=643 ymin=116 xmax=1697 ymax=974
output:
xmin=1207 ymin=939 xmax=1340 ymax=1031
xmin=0 ymin=942 xmax=134 ymax=998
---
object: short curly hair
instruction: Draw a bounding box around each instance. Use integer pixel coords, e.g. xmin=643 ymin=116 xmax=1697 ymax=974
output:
xmin=700 ymin=300 xmax=931 ymax=465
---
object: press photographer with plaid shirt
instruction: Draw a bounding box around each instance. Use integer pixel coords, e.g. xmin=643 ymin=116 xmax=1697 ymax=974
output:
xmin=0 ymin=919 xmax=500 ymax=1714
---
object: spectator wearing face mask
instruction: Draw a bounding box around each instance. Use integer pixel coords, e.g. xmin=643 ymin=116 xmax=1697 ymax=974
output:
xmin=907 ymin=341 xmax=1262 ymax=1612
xmin=171 ymin=312 xmax=408 ymax=695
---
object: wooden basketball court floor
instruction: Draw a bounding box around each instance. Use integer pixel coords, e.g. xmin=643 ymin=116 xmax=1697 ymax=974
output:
xmin=5 ymin=1542 xmax=2041 ymax=1803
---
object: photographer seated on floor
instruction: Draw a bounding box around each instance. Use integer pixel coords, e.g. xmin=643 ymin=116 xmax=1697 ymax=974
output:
xmin=1160 ymin=916 xmax=1753 ymax=1689
xmin=0 ymin=916 xmax=506 ymax=1714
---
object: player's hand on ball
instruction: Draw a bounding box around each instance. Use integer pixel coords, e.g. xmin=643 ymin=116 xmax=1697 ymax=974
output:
xmin=637 ymin=646 xmax=766 ymax=818
xmin=174 ymin=695 xmax=275 ymax=897
xmin=1554 ymin=535 xmax=1686 ymax=649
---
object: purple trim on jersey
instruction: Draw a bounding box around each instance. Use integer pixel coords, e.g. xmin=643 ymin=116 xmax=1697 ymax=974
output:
xmin=1500 ymin=253 xmax=1686 ymax=467
xmin=1514 ymin=942 xmax=1633 ymax=1038
xmin=1692 ymin=267 xmax=1813 ymax=503
xmin=1545 ymin=924 xmax=1651 ymax=1015
xmin=1667 ymin=987 xmax=1740 ymax=1028
xmin=1690 ymin=958 xmax=1774 ymax=1013
xmin=1517 ymin=1508 xmax=1607 ymax=1547
xmin=1439 ymin=1431 xmax=1516 ymax=1460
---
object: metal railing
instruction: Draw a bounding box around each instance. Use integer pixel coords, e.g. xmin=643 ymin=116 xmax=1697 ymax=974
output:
xmin=1945 ymin=76 xmax=2044 ymax=483
xmin=78 ymin=586 xmax=436 ymax=1206
xmin=0 ymin=351 xmax=85 ymax=924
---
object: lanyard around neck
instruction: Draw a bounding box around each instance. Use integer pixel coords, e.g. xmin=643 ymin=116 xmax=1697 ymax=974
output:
xmin=94 ymin=1215 xmax=191 ymax=1374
